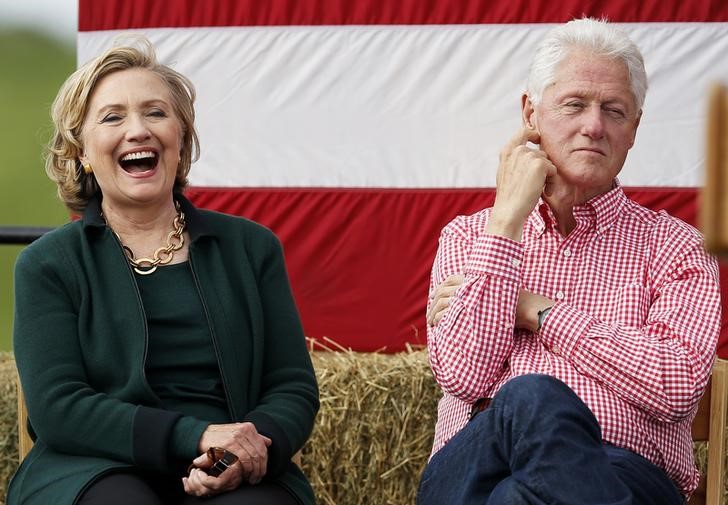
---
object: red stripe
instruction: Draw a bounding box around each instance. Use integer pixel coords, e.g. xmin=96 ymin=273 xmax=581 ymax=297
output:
xmin=185 ymin=187 xmax=728 ymax=356
xmin=79 ymin=0 xmax=728 ymax=31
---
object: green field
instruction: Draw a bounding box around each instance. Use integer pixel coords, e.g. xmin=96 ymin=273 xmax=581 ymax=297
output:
xmin=0 ymin=30 xmax=74 ymax=351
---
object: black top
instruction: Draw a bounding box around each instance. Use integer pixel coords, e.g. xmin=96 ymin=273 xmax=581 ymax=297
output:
xmin=138 ymin=261 xmax=230 ymax=424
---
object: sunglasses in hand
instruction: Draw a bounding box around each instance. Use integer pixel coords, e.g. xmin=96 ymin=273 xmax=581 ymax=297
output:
xmin=188 ymin=447 xmax=239 ymax=477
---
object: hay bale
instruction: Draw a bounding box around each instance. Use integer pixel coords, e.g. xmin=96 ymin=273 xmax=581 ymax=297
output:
xmin=302 ymin=347 xmax=439 ymax=505
xmin=0 ymin=349 xmax=726 ymax=504
xmin=694 ymin=441 xmax=708 ymax=474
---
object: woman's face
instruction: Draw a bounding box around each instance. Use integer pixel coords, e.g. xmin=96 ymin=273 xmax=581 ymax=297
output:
xmin=79 ymin=68 xmax=183 ymax=210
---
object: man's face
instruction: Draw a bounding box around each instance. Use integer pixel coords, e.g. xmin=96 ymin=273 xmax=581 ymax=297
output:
xmin=523 ymin=49 xmax=642 ymax=202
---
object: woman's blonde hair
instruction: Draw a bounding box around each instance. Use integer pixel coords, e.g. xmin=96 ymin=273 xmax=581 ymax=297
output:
xmin=46 ymin=36 xmax=200 ymax=213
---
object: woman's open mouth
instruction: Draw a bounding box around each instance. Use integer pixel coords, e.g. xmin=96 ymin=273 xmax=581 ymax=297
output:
xmin=119 ymin=150 xmax=159 ymax=174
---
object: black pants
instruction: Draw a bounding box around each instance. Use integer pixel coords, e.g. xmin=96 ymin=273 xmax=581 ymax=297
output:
xmin=77 ymin=471 xmax=298 ymax=505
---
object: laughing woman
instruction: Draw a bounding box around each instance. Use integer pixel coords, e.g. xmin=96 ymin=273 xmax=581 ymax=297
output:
xmin=8 ymin=38 xmax=319 ymax=505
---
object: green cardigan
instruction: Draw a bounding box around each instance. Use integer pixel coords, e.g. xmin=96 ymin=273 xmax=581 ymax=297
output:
xmin=8 ymin=195 xmax=319 ymax=505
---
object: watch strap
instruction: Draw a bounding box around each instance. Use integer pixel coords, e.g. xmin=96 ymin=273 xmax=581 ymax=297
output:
xmin=537 ymin=306 xmax=553 ymax=332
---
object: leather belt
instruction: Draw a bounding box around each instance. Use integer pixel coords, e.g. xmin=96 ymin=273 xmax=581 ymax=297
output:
xmin=468 ymin=397 xmax=493 ymax=421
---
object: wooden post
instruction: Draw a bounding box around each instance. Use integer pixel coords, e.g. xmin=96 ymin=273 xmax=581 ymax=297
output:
xmin=15 ymin=368 xmax=34 ymax=462
xmin=706 ymin=359 xmax=728 ymax=505
xmin=702 ymin=83 xmax=728 ymax=256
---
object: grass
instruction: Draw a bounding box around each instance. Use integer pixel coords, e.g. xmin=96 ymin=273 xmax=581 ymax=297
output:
xmin=0 ymin=29 xmax=74 ymax=351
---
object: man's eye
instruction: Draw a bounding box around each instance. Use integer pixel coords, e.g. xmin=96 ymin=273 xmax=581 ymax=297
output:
xmin=604 ymin=107 xmax=626 ymax=118
xmin=565 ymin=102 xmax=584 ymax=110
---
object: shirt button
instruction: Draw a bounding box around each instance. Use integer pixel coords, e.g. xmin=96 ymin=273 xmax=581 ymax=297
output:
xmin=552 ymin=345 xmax=562 ymax=355
xmin=511 ymin=258 xmax=521 ymax=268
xmin=555 ymin=291 xmax=565 ymax=301
xmin=563 ymin=248 xmax=571 ymax=258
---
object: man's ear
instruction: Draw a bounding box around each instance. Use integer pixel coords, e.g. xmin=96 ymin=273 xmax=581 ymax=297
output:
xmin=629 ymin=109 xmax=642 ymax=149
xmin=628 ymin=109 xmax=642 ymax=149
xmin=521 ymin=94 xmax=538 ymax=132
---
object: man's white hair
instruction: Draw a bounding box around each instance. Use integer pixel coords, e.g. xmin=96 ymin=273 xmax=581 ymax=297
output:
xmin=526 ymin=18 xmax=647 ymax=110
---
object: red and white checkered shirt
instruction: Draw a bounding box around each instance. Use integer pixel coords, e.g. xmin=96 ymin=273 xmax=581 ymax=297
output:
xmin=426 ymin=184 xmax=721 ymax=496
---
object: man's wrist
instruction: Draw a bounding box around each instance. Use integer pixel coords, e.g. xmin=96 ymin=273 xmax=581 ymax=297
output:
xmin=486 ymin=211 xmax=524 ymax=242
xmin=537 ymin=306 xmax=553 ymax=332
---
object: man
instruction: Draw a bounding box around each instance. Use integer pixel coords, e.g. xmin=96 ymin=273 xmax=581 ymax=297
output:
xmin=418 ymin=18 xmax=721 ymax=505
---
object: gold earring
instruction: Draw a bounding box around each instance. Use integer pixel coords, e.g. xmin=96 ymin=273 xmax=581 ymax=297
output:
xmin=82 ymin=162 xmax=93 ymax=174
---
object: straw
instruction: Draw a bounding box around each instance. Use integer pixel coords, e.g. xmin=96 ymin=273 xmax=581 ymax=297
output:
xmin=0 ymin=350 xmax=723 ymax=504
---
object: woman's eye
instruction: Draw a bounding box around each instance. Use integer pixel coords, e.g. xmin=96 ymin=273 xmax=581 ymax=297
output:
xmin=148 ymin=109 xmax=167 ymax=118
xmin=100 ymin=114 xmax=121 ymax=123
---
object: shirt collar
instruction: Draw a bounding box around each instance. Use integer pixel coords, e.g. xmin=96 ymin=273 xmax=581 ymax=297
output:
xmin=529 ymin=179 xmax=627 ymax=237
xmin=82 ymin=192 xmax=213 ymax=241
xmin=588 ymin=181 xmax=628 ymax=236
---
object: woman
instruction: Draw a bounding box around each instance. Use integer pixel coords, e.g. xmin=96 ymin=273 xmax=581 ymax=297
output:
xmin=8 ymin=37 xmax=319 ymax=505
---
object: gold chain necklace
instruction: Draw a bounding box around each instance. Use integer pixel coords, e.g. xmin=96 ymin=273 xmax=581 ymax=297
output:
xmin=112 ymin=203 xmax=187 ymax=276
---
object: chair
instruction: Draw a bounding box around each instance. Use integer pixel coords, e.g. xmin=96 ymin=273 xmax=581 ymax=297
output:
xmin=14 ymin=367 xmax=33 ymax=462
xmin=689 ymin=358 xmax=728 ymax=505
xmin=15 ymin=361 xmax=727 ymax=501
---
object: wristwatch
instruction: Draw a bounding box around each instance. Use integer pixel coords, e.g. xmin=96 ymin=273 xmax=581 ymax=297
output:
xmin=537 ymin=306 xmax=552 ymax=332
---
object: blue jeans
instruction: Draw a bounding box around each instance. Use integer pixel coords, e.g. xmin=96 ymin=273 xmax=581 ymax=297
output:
xmin=417 ymin=375 xmax=684 ymax=505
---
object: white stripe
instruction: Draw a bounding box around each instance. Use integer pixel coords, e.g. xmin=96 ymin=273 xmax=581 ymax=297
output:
xmin=78 ymin=23 xmax=728 ymax=188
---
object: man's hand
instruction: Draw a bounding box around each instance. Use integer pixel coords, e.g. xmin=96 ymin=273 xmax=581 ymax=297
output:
xmin=487 ymin=128 xmax=557 ymax=241
xmin=194 ymin=422 xmax=271 ymax=486
xmin=516 ymin=289 xmax=554 ymax=332
xmin=427 ymin=275 xmax=465 ymax=327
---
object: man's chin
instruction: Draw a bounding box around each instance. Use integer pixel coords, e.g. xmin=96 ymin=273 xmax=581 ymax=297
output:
xmin=549 ymin=171 xmax=616 ymax=200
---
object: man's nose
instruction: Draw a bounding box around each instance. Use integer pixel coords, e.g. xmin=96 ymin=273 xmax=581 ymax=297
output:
xmin=579 ymin=106 xmax=605 ymax=140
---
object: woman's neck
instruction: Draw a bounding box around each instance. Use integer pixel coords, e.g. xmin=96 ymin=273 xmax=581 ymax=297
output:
xmin=101 ymin=197 xmax=184 ymax=261
xmin=102 ymin=197 xmax=176 ymax=231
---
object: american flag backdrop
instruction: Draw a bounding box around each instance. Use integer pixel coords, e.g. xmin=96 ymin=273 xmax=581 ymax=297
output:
xmin=77 ymin=0 xmax=728 ymax=354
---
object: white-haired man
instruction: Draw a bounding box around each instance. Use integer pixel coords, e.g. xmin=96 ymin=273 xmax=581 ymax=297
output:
xmin=418 ymin=18 xmax=721 ymax=504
